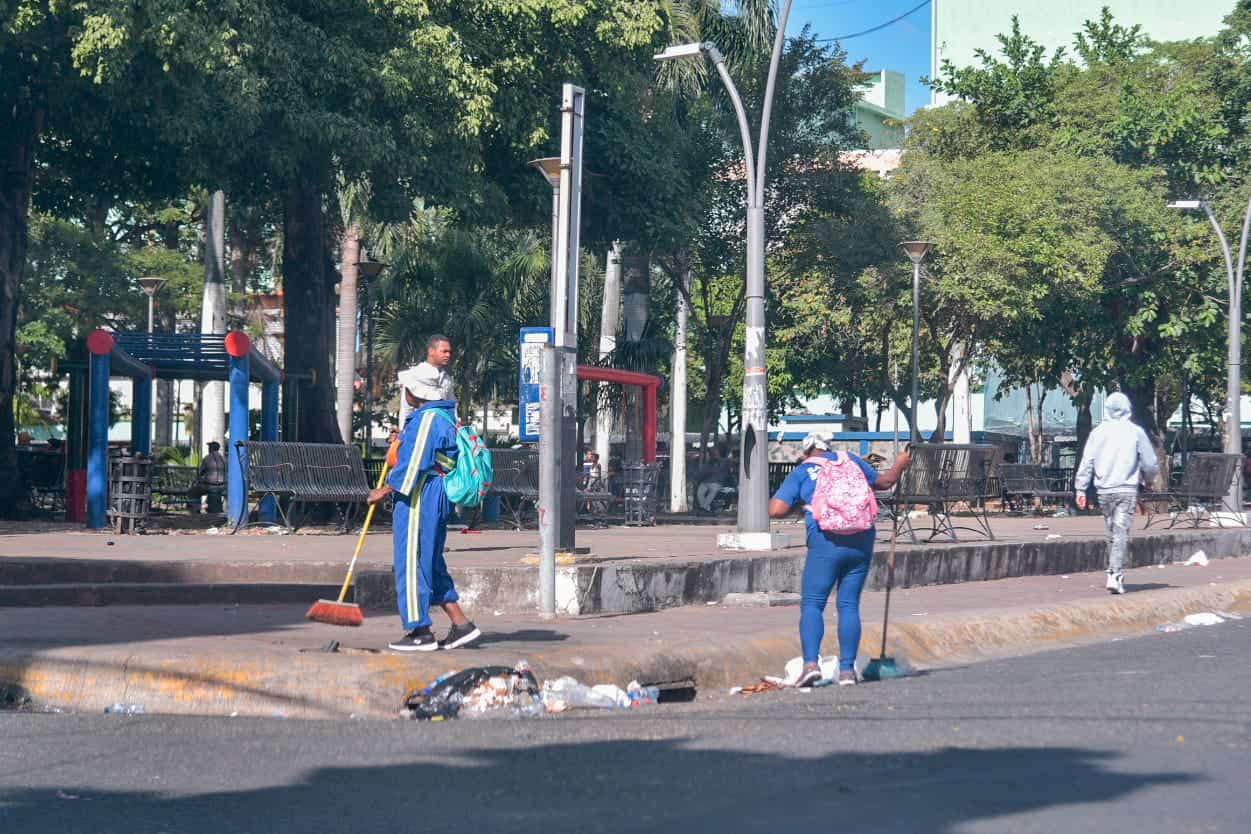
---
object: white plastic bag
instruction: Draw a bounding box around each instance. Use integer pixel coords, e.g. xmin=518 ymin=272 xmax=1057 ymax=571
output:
xmin=782 ymin=655 xmax=838 ymax=686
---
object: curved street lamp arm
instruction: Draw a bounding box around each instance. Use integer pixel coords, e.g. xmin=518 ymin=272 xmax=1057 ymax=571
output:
xmin=1202 ymin=201 xmax=1237 ymax=296
xmin=708 ymin=47 xmax=758 ymax=209
xmin=755 ymin=0 xmax=793 ymax=205
xmin=1237 ymin=193 xmax=1251 ymax=310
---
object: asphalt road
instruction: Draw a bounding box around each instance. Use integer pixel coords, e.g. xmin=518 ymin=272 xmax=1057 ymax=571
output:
xmin=3 ymin=620 xmax=1249 ymax=834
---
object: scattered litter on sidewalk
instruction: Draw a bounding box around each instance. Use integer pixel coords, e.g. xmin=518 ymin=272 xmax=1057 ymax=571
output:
xmin=56 ymin=790 xmax=82 ymax=800
xmin=1180 ymin=550 xmax=1210 ymax=567
xmin=206 ymin=528 xmax=220 ymax=535
xmin=1156 ymin=610 xmax=1240 ymax=633
xmin=730 ymin=680 xmax=781 ymax=696
xmin=541 ymin=677 xmax=622 ymax=712
xmin=104 ymin=703 xmax=145 ymax=715
xmin=1031 ymin=523 xmax=1049 ymax=531
xmin=910 ymin=611 xmax=929 ymax=616
xmin=1046 ymin=534 xmax=1063 ymax=540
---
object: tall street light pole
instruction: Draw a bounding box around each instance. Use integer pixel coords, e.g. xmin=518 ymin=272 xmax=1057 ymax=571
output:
xmin=530 ymin=83 xmax=586 ymax=616
xmin=1169 ymin=197 xmax=1251 ymax=516
xmin=655 ymin=0 xmax=793 ymax=546
xmin=138 ymin=277 xmax=168 ymax=448
xmin=357 ymin=256 xmax=386 ymax=459
xmin=899 ymin=242 xmax=933 ymax=443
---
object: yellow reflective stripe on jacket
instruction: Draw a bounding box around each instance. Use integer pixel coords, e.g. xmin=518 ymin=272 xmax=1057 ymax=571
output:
xmin=399 ymin=411 xmax=434 ymax=496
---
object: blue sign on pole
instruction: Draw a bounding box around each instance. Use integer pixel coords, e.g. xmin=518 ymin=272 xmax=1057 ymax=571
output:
xmin=519 ymin=326 xmax=554 ymax=441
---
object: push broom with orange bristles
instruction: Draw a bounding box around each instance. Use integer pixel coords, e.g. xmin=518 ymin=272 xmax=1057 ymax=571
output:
xmin=307 ymin=448 xmax=394 ymax=626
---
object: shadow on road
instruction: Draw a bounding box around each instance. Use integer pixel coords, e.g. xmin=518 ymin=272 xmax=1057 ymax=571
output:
xmin=0 ymin=737 xmax=1195 ymax=833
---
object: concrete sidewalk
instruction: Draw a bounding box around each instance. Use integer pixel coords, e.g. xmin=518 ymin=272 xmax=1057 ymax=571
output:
xmin=5 ymin=516 xmax=1251 ymax=614
xmin=0 ymin=514 xmax=1220 ymax=568
xmin=4 ymin=558 xmax=1250 ymax=720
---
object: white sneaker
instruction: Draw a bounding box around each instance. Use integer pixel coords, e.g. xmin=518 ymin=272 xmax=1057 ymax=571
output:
xmin=1106 ymin=573 xmax=1125 ymax=595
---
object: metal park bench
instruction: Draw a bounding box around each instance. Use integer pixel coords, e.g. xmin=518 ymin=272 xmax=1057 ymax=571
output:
xmin=1142 ymin=452 xmax=1244 ymax=529
xmin=233 ymin=441 xmax=370 ymax=532
xmin=577 ymin=475 xmax=614 ymax=525
xmin=150 ymin=464 xmax=202 ymax=511
xmin=889 ymin=443 xmax=999 ymax=543
xmin=487 ymin=448 xmax=540 ymax=530
xmin=998 ymin=464 xmax=1072 ymax=514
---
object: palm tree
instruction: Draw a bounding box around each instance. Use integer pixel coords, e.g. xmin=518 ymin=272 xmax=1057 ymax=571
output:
xmin=375 ymin=223 xmax=549 ymax=424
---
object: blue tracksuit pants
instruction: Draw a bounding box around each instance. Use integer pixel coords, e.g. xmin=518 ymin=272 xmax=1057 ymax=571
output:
xmin=393 ymin=473 xmax=459 ymax=630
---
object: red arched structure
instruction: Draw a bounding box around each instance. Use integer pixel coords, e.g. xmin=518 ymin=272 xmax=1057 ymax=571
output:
xmin=576 ymin=365 xmax=661 ymax=463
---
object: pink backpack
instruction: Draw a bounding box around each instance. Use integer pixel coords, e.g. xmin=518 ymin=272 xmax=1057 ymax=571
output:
xmin=804 ymin=452 xmax=878 ymax=533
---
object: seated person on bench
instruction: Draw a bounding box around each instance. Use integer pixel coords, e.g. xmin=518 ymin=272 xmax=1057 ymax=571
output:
xmin=188 ymin=441 xmax=227 ymax=514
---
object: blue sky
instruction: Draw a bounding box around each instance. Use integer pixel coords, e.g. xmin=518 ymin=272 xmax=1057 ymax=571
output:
xmin=785 ymin=0 xmax=933 ymax=114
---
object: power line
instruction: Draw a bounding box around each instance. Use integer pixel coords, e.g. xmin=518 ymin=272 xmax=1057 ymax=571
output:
xmin=815 ymin=0 xmax=931 ymax=42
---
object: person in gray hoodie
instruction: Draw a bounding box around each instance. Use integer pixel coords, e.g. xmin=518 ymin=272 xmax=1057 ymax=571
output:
xmin=1073 ymin=392 xmax=1160 ymax=594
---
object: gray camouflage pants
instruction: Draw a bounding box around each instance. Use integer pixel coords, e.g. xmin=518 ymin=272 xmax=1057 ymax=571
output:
xmin=1100 ymin=493 xmax=1136 ymax=575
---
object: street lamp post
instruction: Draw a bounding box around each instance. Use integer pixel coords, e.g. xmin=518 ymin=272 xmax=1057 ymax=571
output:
xmin=529 ymin=84 xmax=586 ymax=616
xmin=357 ymin=256 xmax=386 ymax=459
xmin=899 ymin=242 xmax=933 ymax=443
xmin=655 ymin=0 xmax=793 ymax=543
xmin=138 ymin=276 xmax=169 ymax=448
xmin=1169 ymin=197 xmax=1251 ymax=515
xmin=138 ymin=277 xmax=166 ymax=334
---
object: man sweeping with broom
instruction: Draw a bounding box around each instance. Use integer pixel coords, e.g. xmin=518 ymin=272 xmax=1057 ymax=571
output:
xmin=367 ymin=364 xmax=481 ymax=652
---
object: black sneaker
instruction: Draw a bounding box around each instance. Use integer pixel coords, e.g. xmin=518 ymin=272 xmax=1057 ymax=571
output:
xmin=439 ymin=622 xmax=482 ymax=650
xmin=388 ymin=627 xmax=439 ymax=653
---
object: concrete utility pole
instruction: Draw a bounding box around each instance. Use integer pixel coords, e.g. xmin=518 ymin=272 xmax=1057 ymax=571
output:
xmin=200 ymin=190 xmax=228 ymax=451
xmin=1169 ymin=197 xmax=1251 ymax=517
xmin=670 ymin=264 xmax=691 ymax=512
xmin=655 ymin=0 xmax=793 ymax=548
xmin=534 ymin=83 xmax=585 ymax=617
xmin=596 ymin=243 xmax=622 ymax=467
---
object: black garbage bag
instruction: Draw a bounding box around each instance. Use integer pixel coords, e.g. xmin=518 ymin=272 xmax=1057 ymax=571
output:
xmin=404 ymin=665 xmax=539 ymax=721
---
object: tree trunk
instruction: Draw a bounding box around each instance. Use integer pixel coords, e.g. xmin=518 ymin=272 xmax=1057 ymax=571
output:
xmin=283 ymin=175 xmax=342 ymax=443
xmin=0 ymin=107 xmax=40 ymax=516
xmin=335 ymin=223 xmax=360 ymax=446
xmin=1121 ymin=378 xmax=1165 ymax=488
xmin=1075 ymin=395 xmax=1093 ymax=463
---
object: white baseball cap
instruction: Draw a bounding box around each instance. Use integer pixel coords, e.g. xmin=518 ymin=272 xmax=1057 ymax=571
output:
xmin=397 ymin=362 xmax=448 ymax=402
xmin=801 ymin=433 xmax=829 ymax=453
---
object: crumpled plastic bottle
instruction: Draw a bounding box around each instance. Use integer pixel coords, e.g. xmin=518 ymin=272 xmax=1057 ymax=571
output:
xmin=104 ymin=703 xmax=146 ymax=715
xmin=627 ymin=681 xmax=660 ymax=706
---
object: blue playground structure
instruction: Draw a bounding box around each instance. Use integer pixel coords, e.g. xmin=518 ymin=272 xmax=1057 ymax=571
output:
xmin=83 ymin=329 xmax=282 ymax=529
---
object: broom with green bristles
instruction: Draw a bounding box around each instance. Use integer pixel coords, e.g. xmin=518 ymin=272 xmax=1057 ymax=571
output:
xmin=306 ymin=452 xmax=392 ymax=627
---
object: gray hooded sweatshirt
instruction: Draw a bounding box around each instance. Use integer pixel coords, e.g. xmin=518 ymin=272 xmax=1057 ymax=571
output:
xmin=1074 ymin=393 xmax=1160 ymax=495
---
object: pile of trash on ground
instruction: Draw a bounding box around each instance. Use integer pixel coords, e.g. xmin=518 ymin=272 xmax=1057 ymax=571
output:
xmin=729 ymin=654 xmax=916 ymax=696
xmin=402 ymin=661 xmax=691 ymax=721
